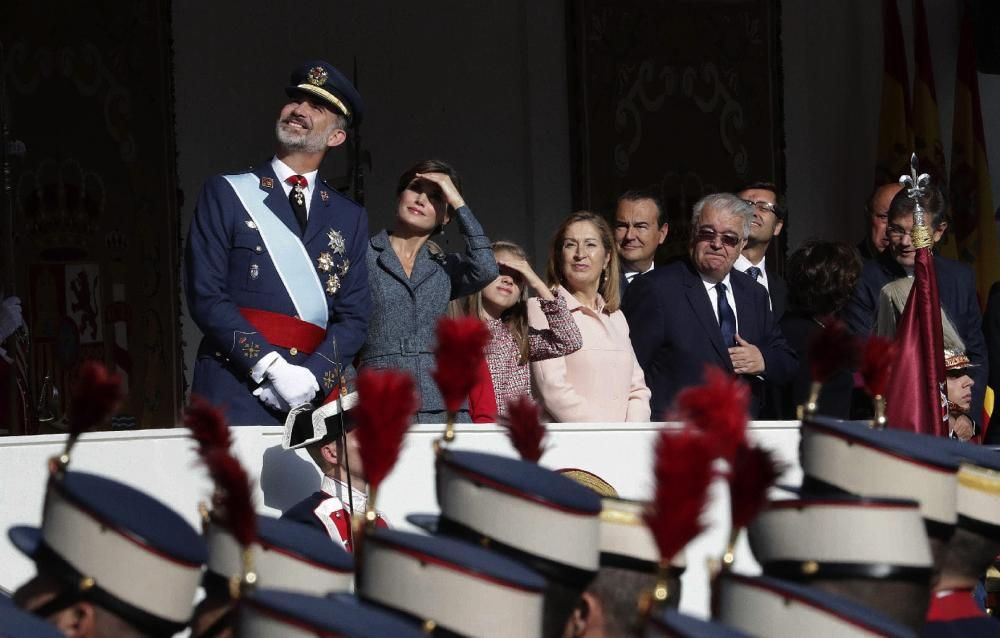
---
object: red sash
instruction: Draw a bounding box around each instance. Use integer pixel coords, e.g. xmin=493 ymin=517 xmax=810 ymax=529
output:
xmin=240 ymin=308 xmax=342 ymax=405
xmin=239 ymin=308 xmax=325 ymax=353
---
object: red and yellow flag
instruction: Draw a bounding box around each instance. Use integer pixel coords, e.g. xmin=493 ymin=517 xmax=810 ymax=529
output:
xmin=950 ymin=10 xmax=1000 ymax=301
xmin=874 ymin=0 xmax=913 ymax=187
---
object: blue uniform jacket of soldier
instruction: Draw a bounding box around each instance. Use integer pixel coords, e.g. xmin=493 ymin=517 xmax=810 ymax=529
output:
xmin=185 ymin=161 xmax=371 ymax=425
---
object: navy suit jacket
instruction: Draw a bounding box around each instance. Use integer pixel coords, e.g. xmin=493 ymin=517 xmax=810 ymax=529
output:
xmin=621 ymin=259 xmax=798 ymax=418
xmin=841 ymin=250 xmax=987 ymax=420
xmin=185 ymin=162 xmax=371 ymax=425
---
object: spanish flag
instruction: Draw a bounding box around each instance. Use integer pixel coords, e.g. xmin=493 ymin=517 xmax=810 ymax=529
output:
xmin=874 ymin=0 xmax=913 ymax=187
xmin=950 ymin=9 xmax=1000 ymax=302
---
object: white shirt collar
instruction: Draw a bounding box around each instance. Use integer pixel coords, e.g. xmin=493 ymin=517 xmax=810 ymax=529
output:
xmin=735 ymin=253 xmax=766 ymax=272
xmin=700 ymin=271 xmax=732 ymax=292
xmin=623 ymin=261 xmax=655 ymax=281
xmin=321 ymin=475 xmax=367 ymax=515
xmin=271 ymin=156 xmax=318 ymax=193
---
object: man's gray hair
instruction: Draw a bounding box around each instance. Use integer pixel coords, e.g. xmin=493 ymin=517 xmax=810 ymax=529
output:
xmin=691 ymin=193 xmax=753 ymax=239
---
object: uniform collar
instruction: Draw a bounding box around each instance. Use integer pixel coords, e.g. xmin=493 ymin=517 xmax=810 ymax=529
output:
xmin=271 ymin=156 xmax=319 ymax=193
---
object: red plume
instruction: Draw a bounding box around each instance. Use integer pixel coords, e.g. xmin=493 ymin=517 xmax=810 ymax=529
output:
xmin=204 ymin=450 xmax=257 ymax=547
xmin=68 ymin=360 xmax=123 ymax=436
xmin=185 ymin=399 xmax=256 ymax=546
xmin=643 ymin=428 xmax=716 ymax=563
xmin=728 ymin=443 xmax=783 ymax=531
xmin=671 ymin=365 xmax=750 ymax=462
xmin=859 ymin=336 xmax=896 ymax=397
xmin=500 ymin=396 xmax=549 ymax=462
xmin=807 ymin=318 xmax=858 ymax=383
xmin=354 ymin=368 xmax=419 ymax=492
xmin=185 ymin=397 xmax=232 ymax=455
xmin=432 ymin=317 xmax=491 ymax=413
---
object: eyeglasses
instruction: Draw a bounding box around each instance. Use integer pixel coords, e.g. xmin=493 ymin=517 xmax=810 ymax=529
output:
xmin=742 ymin=199 xmax=778 ymax=215
xmin=694 ymin=228 xmax=741 ymax=248
xmin=886 ymin=225 xmax=913 ymax=240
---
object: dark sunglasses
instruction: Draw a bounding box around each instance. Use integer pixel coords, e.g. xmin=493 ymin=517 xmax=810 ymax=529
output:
xmin=694 ymin=228 xmax=741 ymax=248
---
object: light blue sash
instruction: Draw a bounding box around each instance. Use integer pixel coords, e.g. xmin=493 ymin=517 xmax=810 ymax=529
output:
xmin=224 ymin=173 xmax=327 ymax=328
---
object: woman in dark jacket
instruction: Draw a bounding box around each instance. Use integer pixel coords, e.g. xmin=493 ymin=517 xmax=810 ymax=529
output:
xmin=359 ymin=159 xmax=498 ymax=423
xmin=779 ymin=240 xmax=862 ymax=419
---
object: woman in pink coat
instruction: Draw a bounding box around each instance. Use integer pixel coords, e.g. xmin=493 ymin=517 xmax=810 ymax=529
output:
xmin=528 ymin=211 xmax=651 ymax=422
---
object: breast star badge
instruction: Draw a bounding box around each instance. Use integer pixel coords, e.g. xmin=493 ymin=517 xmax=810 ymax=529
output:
xmin=317 ymin=252 xmax=334 ymax=272
xmin=325 ymin=273 xmax=341 ymax=296
xmin=327 ymin=228 xmax=346 ymax=255
xmin=336 ymin=258 xmax=350 ymax=276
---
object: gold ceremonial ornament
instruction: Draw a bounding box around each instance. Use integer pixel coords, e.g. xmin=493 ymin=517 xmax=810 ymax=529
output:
xmin=306 ymin=66 xmax=328 ymax=86
xmin=327 ymin=228 xmax=346 ymax=254
xmin=325 ymin=274 xmax=341 ymax=296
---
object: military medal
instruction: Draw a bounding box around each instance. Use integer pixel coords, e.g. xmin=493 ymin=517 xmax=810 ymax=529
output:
xmin=249 ymin=263 xmax=260 ymax=280
xmin=336 ymin=258 xmax=350 ymax=276
xmin=322 ymin=370 xmax=338 ymax=392
xmin=292 ymin=186 xmax=306 ymax=207
xmin=325 ymin=273 xmax=341 ymax=295
xmin=327 ymin=228 xmax=346 ymax=255
xmin=317 ymin=252 xmax=334 ymax=272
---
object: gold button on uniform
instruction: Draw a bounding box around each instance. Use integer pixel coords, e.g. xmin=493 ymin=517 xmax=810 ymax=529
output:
xmin=289 ymin=347 xmax=298 ymax=356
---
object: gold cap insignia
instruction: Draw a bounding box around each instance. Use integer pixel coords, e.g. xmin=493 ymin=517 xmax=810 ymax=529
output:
xmin=307 ymin=66 xmax=328 ymax=87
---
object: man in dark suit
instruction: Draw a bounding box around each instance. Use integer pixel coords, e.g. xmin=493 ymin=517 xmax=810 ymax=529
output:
xmin=841 ymin=184 xmax=987 ymax=425
xmin=734 ymin=182 xmax=787 ymax=319
xmin=856 ymin=182 xmax=903 ymax=262
xmin=185 ymin=61 xmax=370 ymax=425
xmin=622 ymin=193 xmax=798 ymax=418
xmin=613 ymin=189 xmax=668 ymax=304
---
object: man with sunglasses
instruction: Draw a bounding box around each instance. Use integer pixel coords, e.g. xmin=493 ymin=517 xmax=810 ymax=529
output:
xmin=734 ymin=182 xmax=787 ymax=320
xmin=842 ymin=184 xmax=986 ymax=424
xmin=622 ymin=193 xmax=797 ymax=418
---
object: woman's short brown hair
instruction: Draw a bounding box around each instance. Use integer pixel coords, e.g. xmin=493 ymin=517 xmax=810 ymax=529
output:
xmin=786 ymin=240 xmax=862 ymax=316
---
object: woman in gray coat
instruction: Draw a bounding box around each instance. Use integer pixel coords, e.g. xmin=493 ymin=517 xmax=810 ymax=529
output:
xmin=359 ymin=159 xmax=498 ymax=423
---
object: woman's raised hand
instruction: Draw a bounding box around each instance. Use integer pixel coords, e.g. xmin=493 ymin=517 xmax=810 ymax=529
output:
xmin=415 ymin=172 xmax=466 ymax=210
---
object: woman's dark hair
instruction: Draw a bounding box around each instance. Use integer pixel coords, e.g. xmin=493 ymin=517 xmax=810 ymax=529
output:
xmin=786 ymin=240 xmax=862 ymax=316
xmin=545 ymin=211 xmax=621 ymax=312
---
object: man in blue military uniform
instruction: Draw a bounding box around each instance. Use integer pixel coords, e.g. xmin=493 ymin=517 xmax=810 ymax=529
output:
xmin=185 ymin=60 xmax=370 ymax=425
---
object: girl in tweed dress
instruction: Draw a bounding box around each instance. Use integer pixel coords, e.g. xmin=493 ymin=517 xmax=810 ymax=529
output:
xmin=457 ymin=241 xmax=583 ymax=419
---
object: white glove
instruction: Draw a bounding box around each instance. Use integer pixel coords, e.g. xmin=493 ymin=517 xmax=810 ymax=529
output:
xmin=264 ymin=356 xmax=320 ymax=408
xmin=0 ymin=297 xmax=23 ymax=342
xmin=253 ymin=381 xmax=290 ymax=412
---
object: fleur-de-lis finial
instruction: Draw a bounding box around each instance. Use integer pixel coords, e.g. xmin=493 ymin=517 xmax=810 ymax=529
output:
xmin=897 ymin=153 xmax=934 ymax=248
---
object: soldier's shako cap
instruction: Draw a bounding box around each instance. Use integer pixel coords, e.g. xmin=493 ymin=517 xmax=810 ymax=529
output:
xmin=408 ymin=450 xmax=602 ymax=588
xmin=599 ymin=497 xmax=685 ymax=574
xmin=645 ymin=608 xmax=750 ymax=638
xmin=956 ymin=462 xmax=1000 ymax=537
xmin=359 ymin=528 xmax=546 ymax=637
xmin=8 ymin=471 xmax=206 ymax=636
xmin=204 ymin=515 xmax=353 ymax=595
xmin=800 ymin=416 xmax=960 ymax=537
xmin=283 ymin=365 xmax=359 ymax=450
xmin=239 ymin=590 xmax=425 ymax=638
xmin=746 ymin=494 xmax=933 ymax=582
xmin=716 ymin=572 xmax=916 ymax=638
xmin=0 ymin=602 xmax=67 ymax=638
xmin=285 ymin=60 xmax=364 ymax=127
